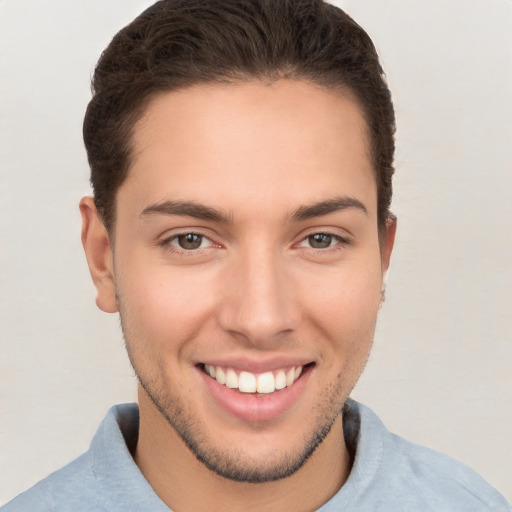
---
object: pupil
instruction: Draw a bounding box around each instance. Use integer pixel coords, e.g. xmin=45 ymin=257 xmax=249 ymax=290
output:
xmin=309 ymin=233 xmax=331 ymax=248
xmin=178 ymin=233 xmax=202 ymax=250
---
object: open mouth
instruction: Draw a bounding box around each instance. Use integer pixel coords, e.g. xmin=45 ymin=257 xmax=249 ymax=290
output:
xmin=200 ymin=362 xmax=314 ymax=395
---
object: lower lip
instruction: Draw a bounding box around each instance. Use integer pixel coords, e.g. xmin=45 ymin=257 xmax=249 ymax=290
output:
xmin=199 ymin=365 xmax=313 ymax=423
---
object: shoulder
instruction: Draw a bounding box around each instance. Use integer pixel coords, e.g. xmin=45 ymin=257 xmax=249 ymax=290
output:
xmin=383 ymin=432 xmax=510 ymax=511
xmin=2 ymin=403 xmax=141 ymax=512
xmin=1 ymin=453 xmax=97 ymax=512
xmin=334 ymin=400 xmax=511 ymax=511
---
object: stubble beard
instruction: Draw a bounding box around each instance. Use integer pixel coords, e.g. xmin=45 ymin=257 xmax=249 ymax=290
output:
xmin=117 ymin=285 xmax=368 ymax=484
xmin=134 ymin=368 xmax=343 ymax=483
xmin=122 ymin=340 xmax=349 ymax=484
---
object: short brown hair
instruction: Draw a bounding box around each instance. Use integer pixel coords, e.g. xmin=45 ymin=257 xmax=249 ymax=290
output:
xmin=83 ymin=0 xmax=395 ymax=236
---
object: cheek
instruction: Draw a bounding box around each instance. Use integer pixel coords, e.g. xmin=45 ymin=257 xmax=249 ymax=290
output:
xmin=304 ymin=267 xmax=381 ymax=395
xmin=116 ymin=261 xmax=219 ymax=351
xmin=303 ymin=263 xmax=382 ymax=345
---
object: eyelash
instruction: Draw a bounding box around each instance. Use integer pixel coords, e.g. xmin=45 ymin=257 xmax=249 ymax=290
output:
xmin=160 ymin=230 xmax=351 ymax=255
xmin=160 ymin=231 xmax=216 ymax=254
xmin=297 ymin=232 xmax=351 ymax=252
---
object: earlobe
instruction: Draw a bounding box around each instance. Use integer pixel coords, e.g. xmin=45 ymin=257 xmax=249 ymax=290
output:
xmin=79 ymin=197 xmax=118 ymax=313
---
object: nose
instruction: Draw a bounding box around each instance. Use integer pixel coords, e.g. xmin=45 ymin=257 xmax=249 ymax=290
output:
xmin=217 ymin=247 xmax=300 ymax=348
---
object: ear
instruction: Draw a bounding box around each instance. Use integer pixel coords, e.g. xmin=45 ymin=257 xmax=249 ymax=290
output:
xmin=381 ymin=215 xmax=397 ymax=275
xmin=79 ymin=197 xmax=118 ymax=313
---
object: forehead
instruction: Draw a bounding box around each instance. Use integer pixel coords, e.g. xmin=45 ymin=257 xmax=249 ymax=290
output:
xmin=121 ymin=80 xmax=376 ymax=220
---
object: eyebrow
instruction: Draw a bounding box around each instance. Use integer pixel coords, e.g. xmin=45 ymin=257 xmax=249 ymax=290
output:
xmin=140 ymin=196 xmax=367 ymax=224
xmin=141 ymin=200 xmax=231 ymax=223
xmin=291 ymin=196 xmax=368 ymax=221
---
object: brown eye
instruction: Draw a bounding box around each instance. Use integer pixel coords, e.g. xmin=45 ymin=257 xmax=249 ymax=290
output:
xmin=307 ymin=233 xmax=334 ymax=249
xmin=177 ymin=233 xmax=204 ymax=250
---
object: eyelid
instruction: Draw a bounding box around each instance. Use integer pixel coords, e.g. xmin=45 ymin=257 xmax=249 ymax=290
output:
xmin=157 ymin=227 xmax=352 ymax=253
xmin=159 ymin=229 xmax=221 ymax=252
xmin=170 ymin=233 xmax=214 ymax=249
xmin=296 ymin=226 xmax=352 ymax=243
xmin=297 ymin=232 xmax=348 ymax=248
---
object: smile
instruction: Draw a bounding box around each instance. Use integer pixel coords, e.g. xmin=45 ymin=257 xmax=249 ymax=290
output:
xmin=199 ymin=361 xmax=314 ymax=422
xmin=202 ymin=364 xmax=305 ymax=394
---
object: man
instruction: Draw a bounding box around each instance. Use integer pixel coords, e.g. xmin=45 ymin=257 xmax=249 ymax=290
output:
xmin=2 ymin=0 xmax=510 ymax=510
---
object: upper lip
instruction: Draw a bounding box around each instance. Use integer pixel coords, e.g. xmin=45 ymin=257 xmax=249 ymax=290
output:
xmin=197 ymin=356 xmax=314 ymax=373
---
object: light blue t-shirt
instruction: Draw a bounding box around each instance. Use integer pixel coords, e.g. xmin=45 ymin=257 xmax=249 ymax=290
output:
xmin=3 ymin=400 xmax=510 ymax=511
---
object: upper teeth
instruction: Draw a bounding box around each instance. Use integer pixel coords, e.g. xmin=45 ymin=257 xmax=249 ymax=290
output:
xmin=204 ymin=364 xmax=303 ymax=394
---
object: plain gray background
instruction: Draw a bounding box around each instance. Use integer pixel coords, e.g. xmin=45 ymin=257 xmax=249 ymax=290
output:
xmin=1 ymin=0 xmax=511 ymax=504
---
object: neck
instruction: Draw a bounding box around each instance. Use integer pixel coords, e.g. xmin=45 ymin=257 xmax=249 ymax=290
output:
xmin=134 ymin=387 xmax=351 ymax=512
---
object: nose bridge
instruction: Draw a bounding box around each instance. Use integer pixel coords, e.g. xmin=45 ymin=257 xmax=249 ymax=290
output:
xmin=218 ymin=242 xmax=299 ymax=345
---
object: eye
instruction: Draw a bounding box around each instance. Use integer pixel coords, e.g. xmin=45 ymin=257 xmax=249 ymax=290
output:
xmin=298 ymin=232 xmax=346 ymax=249
xmin=168 ymin=233 xmax=213 ymax=251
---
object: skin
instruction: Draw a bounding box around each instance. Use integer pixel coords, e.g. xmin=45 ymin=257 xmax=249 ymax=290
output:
xmin=80 ymin=79 xmax=396 ymax=512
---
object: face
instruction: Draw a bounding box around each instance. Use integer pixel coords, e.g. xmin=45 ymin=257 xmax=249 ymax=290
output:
xmin=82 ymin=80 xmax=395 ymax=483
